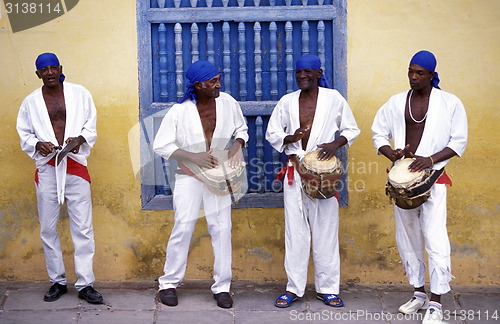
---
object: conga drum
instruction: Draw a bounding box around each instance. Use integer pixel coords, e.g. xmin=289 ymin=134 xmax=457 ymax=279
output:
xmin=386 ymin=158 xmax=443 ymax=209
xmin=298 ymin=150 xmax=342 ymax=199
xmin=185 ymin=150 xmax=246 ymax=196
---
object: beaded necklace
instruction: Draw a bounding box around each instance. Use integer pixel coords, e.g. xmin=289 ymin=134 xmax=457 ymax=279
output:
xmin=408 ymin=90 xmax=428 ymax=123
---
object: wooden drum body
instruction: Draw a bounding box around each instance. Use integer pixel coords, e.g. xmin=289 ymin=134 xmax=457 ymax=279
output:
xmin=386 ymin=158 xmax=443 ymax=209
xmin=299 ymin=150 xmax=342 ymax=199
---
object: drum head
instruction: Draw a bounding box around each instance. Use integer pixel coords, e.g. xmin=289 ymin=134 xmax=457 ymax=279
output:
xmin=388 ymin=158 xmax=424 ymax=187
xmin=201 ymin=150 xmax=244 ymax=180
xmin=302 ymin=150 xmax=342 ymax=174
xmin=183 ymin=150 xmax=246 ymax=197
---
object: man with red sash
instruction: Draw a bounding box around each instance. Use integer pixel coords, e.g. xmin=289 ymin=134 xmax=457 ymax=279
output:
xmin=266 ymin=54 xmax=360 ymax=308
xmin=372 ymin=50 xmax=468 ymax=323
xmin=16 ymin=53 xmax=102 ymax=304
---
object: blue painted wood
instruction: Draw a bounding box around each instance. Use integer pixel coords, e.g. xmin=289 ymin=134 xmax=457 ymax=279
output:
xmin=223 ymin=22 xmax=231 ymax=95
xmin=159 ymin=24 xmax=168 ymax=102
xmin=138 ymin=0 xmax=348 ymax=210
xmin=145 ymin=7 xmax=336 ymax=23
xmin=191 ymin=23 xmax=200 ymax=62
xmin=254 ymin=22 xmax=262 ymax=101
xmin=285 ymin=21 xmax=293 ymax=93
xmin=174 ymin=23 xmax=183 ymax=101
xmin=207 ymin=23 xmax=215 ymax=64
xmin=301 ymin=21 xmax=309 ymax=55
xmin=255 ymin=116 xmax=265 ymax=193
xmin=269 ymin=22 xmax=278 ymax=100
xmin=318 ymin=20 xmax=325 ymax=69
xmin=238 ymin=22 xmax=247 ymax=101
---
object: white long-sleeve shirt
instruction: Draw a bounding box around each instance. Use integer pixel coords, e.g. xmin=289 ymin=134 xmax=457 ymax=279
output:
xmin=372 ymin=88 xmax=468 ymax=170
xmin=17 ymin=82 xmax=97 ymax=204
xmin=16 ymin=82 xmax=97 ymax=168
xmin=266 ymin=87 xmax=360 ymax=159
xmin=153 ymin=92 xmax=249 ymax=162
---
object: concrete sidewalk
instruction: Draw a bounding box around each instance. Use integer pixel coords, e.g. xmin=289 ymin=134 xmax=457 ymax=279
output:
xmin=0 ymin=281 xmax=498 ymax=323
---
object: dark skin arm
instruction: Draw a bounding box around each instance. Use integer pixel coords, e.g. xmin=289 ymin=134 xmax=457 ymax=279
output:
xmin=378 ymin=144 xmax=458 ymax=171
xmin=171 ymin=148 xmax=219 ymax=169
xmin=378 ymin=144 xmax=411 ymax=162
xmin=317 ymin=136 xmax=347 ymax=161
xmin=284 ymin=125 xmax=347 ymax=161
xmin=283 ymin=125 xmax=310 ymax=145
xmin=227 ymin=138 xmax=245 ymax=168
xmin=36 ymin=135 xmax=86 ymax=157
xmin=170 ymin=139 xmax=244 ymax=170
xmin=406 ymin=147 xmax=457 ymax=171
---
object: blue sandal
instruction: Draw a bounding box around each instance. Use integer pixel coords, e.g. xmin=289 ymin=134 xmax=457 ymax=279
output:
xmin=317 ymin=294 xmax=344 ymax=307
xmin=274 ymin=293 xmax=298 ymax=308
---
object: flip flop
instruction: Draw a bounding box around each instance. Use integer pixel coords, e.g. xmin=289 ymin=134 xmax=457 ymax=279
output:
xmin=317 ymin=294 xmax=344 ymax=307
xmin=274 ymin=293 xmax=298 ymax=308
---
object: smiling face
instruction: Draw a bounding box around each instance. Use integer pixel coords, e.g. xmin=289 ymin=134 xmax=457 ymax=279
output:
xmin=36 ymin=65 xmax=63 ymax=88
xmin=408 ymin=64 xmax=434 ymax=91
xmin=295 ymin=68 xmax=322 ymax=91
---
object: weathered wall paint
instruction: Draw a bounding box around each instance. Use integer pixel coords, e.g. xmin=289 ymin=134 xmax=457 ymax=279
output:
xmin=0 ymin=0 xmax=498 ymax=286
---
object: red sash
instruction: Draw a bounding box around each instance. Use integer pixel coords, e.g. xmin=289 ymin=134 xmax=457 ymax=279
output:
xmin=436 ymin=171 xmax=452 ymax=185
xmin=35 ymin=157 xmax=91 ymax=185
xmin=276 ymin=158 xmax=339 ymax=201
xmin=385 ymin=167 xmax=452 ymax=186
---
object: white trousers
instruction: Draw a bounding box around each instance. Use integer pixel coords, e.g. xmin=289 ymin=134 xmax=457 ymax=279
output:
xmin=394 ymin=183 xmax=453 ymax=295
xmin=283 ymin=167 xmax=340 ymax=297
xmin=158 ymin=174 xmax=232 ymax=294
xmin=35 ymin=164 xmax=95 ymax=291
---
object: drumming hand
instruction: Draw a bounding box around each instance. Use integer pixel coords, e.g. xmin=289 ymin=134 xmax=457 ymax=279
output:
xmin=383 ymin=144 xmax=411 ymax=162
xmin=316 ymin=142 xmax=338 ymax=161
xmin=408 ymin=155 xmax=432 ymax=172
xmin=228 ymin=143 xmax=243 ymax=169
xmin=317 ymin=136 xmax=347 ymax=161
xmin=191 ymin=149 xmax=219 ymax=169
xmin=284 ymin=125 xmax=310 ymax=144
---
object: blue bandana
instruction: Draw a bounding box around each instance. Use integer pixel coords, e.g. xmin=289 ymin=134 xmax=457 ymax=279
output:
xmin=296 ymin=54 xmax=331 ymax=88
xmin=35 ymin=53 xmax=65 ymax=82
xmin=178 ymin=60 xmax=220 ymax=103
xmin=410 ymin=50 xmax=440 ymax=89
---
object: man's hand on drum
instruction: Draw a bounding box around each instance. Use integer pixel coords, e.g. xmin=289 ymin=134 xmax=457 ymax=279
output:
xmin=228 ymin=140 xmax=244 ymax=169
xmin=316 ymin=136 xmax=347 ymax=161
xmin=191 ymin=149 xmax=219 ymax=169
xmin=405 ymin=151 xmax=433 ymax=172
xmin=284 ymin=125 xmax=310 ymax=144
xmin=316 ymin=142 xmax=338 ymax=161
xmin=381 ymin=144 xmax=411 ymax=162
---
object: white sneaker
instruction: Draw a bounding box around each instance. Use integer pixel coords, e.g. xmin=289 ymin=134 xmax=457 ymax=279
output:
xmin=422 ymin=302 xmax=444 ymax=323
xmin=399 ymin=292 xmax=429 ymax=314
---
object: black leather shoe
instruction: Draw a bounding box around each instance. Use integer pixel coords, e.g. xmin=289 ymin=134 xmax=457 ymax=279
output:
xmin=78 ymin=286 xmax=104 ymax=304
xmin=214 ymin=292 xmax=233 ymax=308
xmin=159 ymin=288 xmax=178 ymax=306
xmin=43 ymin=283 xmax=67 ymax=302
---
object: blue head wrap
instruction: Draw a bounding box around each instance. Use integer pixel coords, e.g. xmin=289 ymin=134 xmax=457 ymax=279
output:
xmin=410 ymin=50 xmax=440 ymax=89
xmin=35 ymin=53 xmax=65 ymax=82
xmin=296 ymin=54 xmax=331 ymax=89
xmin=178 ymin=60 xmax=220 ymax=103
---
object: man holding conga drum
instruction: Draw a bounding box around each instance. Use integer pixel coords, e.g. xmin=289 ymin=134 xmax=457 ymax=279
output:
xmin=372 ymin=50 xmax=468 ymax=323
xmin=266 ymin=54 xmax=360 ymax=308
xmin=153 ymin=60 xmax=248 ymax=308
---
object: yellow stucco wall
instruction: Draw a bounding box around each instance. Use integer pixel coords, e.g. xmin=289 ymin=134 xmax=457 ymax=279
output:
xmin=0 ymin=0 xmax=498 ymax=286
